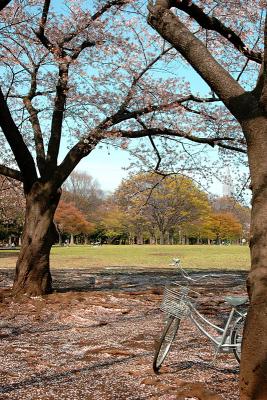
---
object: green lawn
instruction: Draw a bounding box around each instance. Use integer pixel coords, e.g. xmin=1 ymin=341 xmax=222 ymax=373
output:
xmin=0 ymin=244 xmax=250 ymax=270
xmin=49 ymin=244 xmax=250 ymax=270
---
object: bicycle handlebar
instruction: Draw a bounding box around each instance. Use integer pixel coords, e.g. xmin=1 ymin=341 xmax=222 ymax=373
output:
xmin=170 ymin=258 xmax=227 ymax=283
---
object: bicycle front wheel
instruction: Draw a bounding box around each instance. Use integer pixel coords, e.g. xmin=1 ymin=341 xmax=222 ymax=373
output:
xmin=230 ymin=316 xmax=245 ymax=363
xmin=153 ymin=316 xmax=180 ymax=374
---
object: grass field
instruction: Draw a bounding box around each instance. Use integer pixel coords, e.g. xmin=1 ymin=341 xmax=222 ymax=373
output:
xmin=0 ymin=244 xmax=250 ymax=270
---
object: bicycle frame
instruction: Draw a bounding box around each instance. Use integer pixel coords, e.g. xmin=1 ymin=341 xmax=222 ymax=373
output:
xmin=170 ymin=258 xmax=246 ymax=354
xmin=153 ymin=260 xmax=247 ymax=374
xmin=188 ymin=300 xmax=245 ymax=354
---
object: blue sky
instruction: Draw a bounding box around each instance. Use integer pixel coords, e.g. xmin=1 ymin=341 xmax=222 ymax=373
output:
xmin=71 ymin=139 xmax=228 ymax=196
xmin=77 ymin=146 xmax=130 ymax=192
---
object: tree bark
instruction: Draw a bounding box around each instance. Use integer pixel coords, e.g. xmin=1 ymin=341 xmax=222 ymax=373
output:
xmin=12 ymin=181 xmax=61 ymax=296
xmin=239 ymin=117 xmax=267 ymax=400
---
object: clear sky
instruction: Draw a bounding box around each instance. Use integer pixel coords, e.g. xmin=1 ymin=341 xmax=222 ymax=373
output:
xmin=76 ymin=146 xmax=130 ymax=192
xmin=73 ymin=143 xmax=227 ymax=196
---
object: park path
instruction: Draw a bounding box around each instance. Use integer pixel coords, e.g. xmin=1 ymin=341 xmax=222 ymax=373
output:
xmin=0 ymin=268 xmax=247 ymax=400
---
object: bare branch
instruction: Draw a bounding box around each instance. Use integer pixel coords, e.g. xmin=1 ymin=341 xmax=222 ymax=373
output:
xmin=0 ymin=165 xmax=23 ymax=181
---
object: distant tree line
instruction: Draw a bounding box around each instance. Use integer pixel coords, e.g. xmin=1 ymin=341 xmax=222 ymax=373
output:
xmin=0 ymin=172 xmax=250 ymax=246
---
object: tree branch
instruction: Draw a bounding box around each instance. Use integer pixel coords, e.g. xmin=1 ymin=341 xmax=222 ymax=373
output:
xmin=52 ymin=136 xmax=100 ymax=188
xmin=170 ymin=0 xmax=262 ymax=64
xmin=0 ymin=165 xmax=23 ymax=181
xmin=119 ymin=46 xmax=174 ymax=111
xmin=23 ymin=65 xmax=46 ymax=175
xmin=91 ymin=0 xmax=130 ymax=21
xmin=137 ymin=117 xmax=162 ymax=170
xmin=46 ymin=63 xmax=70 ymax=174
xmin=61 ymin=0 xmax=129 ymax=46
xmin=0 ymin=87 xmax=37 ymax=190
xmin=148 ymin=2 xmax=248 ymax=121
xmin=112 ymin=127 xmax=247 ymax=153
xmin=34 ymin=0 xmax=65 ymax=58
xmin=71 ymin=40 xmax=98 ymax=61
xmin=38 ymin=0 xmax=51 ymax=38
xmin=98 ymin=95 xmax=219 ymax=130
xmin=0 ymin=0 xmax=11 ymax=12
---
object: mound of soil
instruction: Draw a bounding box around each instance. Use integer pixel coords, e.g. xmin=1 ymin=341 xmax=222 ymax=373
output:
xmin=0 ymin=268 xmax=247 ymax=399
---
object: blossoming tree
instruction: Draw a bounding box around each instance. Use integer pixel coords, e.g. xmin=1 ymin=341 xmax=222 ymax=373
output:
xmin=147 ymin=1 xmax=266 ymax=398
xmin=0 ymin=0 xmax=235 ymax=297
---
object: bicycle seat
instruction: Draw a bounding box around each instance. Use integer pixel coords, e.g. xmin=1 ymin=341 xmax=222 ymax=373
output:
xmin=224 ymin=296 xmax=248 ymax=307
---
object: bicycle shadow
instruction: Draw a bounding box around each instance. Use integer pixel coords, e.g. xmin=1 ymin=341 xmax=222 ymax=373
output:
xmin=167 ymin=359 xmax=239 ymax=375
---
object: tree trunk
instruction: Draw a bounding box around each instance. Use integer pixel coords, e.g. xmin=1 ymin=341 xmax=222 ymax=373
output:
xmin=166 ymin=231 xmax=170 ymax=245
xmin=12 ymin=181 xmax=61 ymax=296
xmin=239 ymin=118 xmax=267 ymax=399
xmin=70 ymin=234 xmax=74 ymax=245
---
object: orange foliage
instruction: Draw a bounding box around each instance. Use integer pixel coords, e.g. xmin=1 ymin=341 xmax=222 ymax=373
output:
xmin=54 ymin=200 xmax=93 ymax=235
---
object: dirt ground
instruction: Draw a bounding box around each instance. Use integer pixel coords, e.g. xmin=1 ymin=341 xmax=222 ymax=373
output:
xmin=0 ymin=268 xmax=248 ymax=400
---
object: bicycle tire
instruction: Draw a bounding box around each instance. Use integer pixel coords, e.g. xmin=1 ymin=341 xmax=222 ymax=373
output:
xmin=153 ymin=316 xmax=180 ymax=374
xmin=230 ymin=315 xmax=245 ymax=363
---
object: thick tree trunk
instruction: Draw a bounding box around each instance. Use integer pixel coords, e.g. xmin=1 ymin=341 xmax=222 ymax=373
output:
xmin=239 ymin=117 xmax=267 ymax=399
xmin=12 ymin=181 xmax=61 ymax=296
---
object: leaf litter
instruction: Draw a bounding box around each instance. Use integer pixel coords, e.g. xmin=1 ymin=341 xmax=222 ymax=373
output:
xmin=0 ymin=268 xmax=247 ymax=399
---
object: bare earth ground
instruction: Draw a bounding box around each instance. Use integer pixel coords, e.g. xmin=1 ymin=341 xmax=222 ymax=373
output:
xmin=0 ymin=268 xmax=247 ymax=400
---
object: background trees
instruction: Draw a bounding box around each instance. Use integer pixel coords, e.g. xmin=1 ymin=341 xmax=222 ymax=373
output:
xmin=62 ymin=171 xmax=104 ymax=222
xmin=0 ymin=175 xmax=24 ymax=245
xmin=0 ymin=170 xmax=248 ymax=247
xmin=114 ymin=172 xmax=243 ymax=245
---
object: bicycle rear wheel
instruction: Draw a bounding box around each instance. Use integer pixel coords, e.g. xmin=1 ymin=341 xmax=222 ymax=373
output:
xmin=153 ymin=316 xmax=180 ymax=374
xmin=230 ymin=316 xmax=245 ymax=363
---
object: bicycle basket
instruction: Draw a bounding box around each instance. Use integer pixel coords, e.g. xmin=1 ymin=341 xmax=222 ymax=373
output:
xmin=160 ymin=283 xmax=199 ymax=319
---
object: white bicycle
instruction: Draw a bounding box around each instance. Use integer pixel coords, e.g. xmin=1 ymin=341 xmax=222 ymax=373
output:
xmin=153 ymin=259 xmax=248 ymax=374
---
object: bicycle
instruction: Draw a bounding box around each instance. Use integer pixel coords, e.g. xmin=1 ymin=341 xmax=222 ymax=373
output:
xmin=153 ymin=259 xmax=248 ymax=374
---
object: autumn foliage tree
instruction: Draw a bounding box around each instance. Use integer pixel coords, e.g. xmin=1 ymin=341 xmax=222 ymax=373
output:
xmin=212 ymin=196 xmax=250 ymax=240
xmin=204 ymin=212 xmax=242 ymax=243
xmin=54 ymin=200 xmax=93 ymax=245
xmin=96 ymin=201 xmax=129 ymax=244
xmin=116 ymin=173 xmax=210 ymax=244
